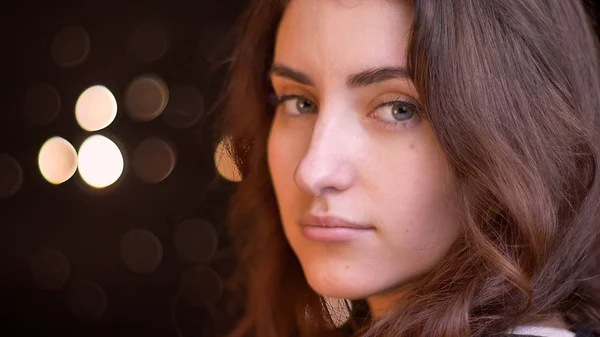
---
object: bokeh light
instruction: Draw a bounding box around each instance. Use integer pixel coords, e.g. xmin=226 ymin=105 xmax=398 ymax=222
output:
xmin=30 ymin=248 xmax=71 ymax=291
xmin=51 ymin=26 xmax=91 ymax=68
xmin=178 ymin=265 xmax=223 ymax=305
xmin=198 ymin=22 xmax=234 ymax=64
xmin=127 ymin=21 xmax=171 ymax=64
xmin=120 ymin=229 xmax=163 ymax=274
xmin=214 ymin=137 xmax=242 ymax=182
xmin=23 ymin=82 xmax=61 ymax=126
xmin=77 ymin=135 xmax=124 ymax=189
xmin=38 ymin=137 xmax=78 ymax=185
xmin=124 ymin=74 xmax=169 ymax=123
xmin=66 ymin=279 xmax=107 ymax=322
xmin=161 ymin=85 xmax=204 ymax=129
xmin=75 ymin=85 xmax=118 ymax=132
xmin=132 ymin=137 xmax=176 ymax=184
xmin=173 ymin=219 xmax=217 ymax=264
xmin=0 ymin=153 xmax=24 ymax=198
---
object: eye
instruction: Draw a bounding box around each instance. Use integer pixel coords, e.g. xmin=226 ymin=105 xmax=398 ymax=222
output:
xmin=294 ymin=97 xmax=316 ymax=114
xmin=384 ymin=101 xmax=418 ymax=121
xmin=371 ymin=99 xmax=420 ymax=130
xmin=271 ymin=94 xmax=317 ymax=115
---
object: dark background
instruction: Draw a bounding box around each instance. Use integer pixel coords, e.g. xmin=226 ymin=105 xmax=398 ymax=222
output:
xmin=1 ymin=1 xmax=600 ymax=337
xmin=0 ymin=0 xmax=246 ymax=336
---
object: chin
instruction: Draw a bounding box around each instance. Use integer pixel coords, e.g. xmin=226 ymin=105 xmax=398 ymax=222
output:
xmin=303 ymin=266 xmax=379 ymax=300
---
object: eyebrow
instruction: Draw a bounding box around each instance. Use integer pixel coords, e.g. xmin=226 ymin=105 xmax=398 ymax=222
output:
xmin=269 ymin=63 xmax=411 ymax=88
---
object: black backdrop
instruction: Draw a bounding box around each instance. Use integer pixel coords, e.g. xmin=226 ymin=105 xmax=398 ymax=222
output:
xmin=0 ymin=0 xmax=245 ymax=336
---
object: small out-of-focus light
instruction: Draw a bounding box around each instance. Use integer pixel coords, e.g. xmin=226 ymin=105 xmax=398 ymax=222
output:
xmin=30 ymin=248 xmax=70 ymax=291
xmin=75 ymin=85 xmax=118 ymax=132
xmin=124 ymin=74 xmax=169 ymax=123
xmin=51 ymin=26 xmax=91 ymax=68
xmin=38 ymin=137 xmax=78 ymax=185
xmin=0 ymin=153 xmax=24 ymax=198
xmin=214 ymin=137 xmax=242 ymax=182
xmin=78 ymin=135 xmax=124 ymax=189
xmin=162 ymin=85 xmax=204 ymax=129
xmin=178 ymin=265 xmax=223 ymax=305
xmin=198 ymin=22 xmax=233 ymax=64
xmin=24 ymin=82 xmax=61 ymax=126
xmin=132 ymin=137 xmax=176 ymax=184
xmin=324 ymin=297 xmax=352 ymax=328
xmin=120 ymin=229 xmax=163 ymax=274
xmin=173 ymin=219 xmax=218 ymax=264
xmin=127 ymin=21 xmax=170 ymax=64
xmin=66 ymin=279 xmax=107 ymax=322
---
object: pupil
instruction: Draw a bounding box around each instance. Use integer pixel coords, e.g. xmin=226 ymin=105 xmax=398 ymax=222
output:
xmin=392 ymin=104 xmax=414 ymax=121
xmin=297 ymin=99 xmax=313 ymax=113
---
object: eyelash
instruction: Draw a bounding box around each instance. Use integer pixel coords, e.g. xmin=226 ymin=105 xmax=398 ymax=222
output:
xmin=269 ymin=93 xmax=420 ymax=131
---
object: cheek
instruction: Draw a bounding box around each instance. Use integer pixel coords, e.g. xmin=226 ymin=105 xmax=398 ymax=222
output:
xmin=267 ymin=123 xmax=311 ymax=245
xmin=267 ymin=117 xmax=313 ymax=180
xmin=378 ymin=141 xmax=460 ymax=251
xmin=267 ymin=127 xmax=284 ymax=191
xmin=402 ymin=176 xmax=460 ymax=250
xmin=267 ymin=122 xmax=301 ymax=203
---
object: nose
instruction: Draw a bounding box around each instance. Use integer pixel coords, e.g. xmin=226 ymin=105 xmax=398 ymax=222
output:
xmin=294 ymin=117 xmax=357 ymax=196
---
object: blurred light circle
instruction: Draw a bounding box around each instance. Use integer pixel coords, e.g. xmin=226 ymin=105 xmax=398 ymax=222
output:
xmin=173 ymin=219 xmax=218 ymax=265
xmin=75 ymin=85 xmax=118 ymax=132
xmin=66 ymin=279 xmax=107 ymax=322
xmin=214 ymin=138 xmax=242 ymax=182
xmin=124 ymin=74 xmax=169 ymax=123
xmin=23 ymin=82 xmax=61 ymax=126
xmin=120 ymin=228 xmax=163 ymax=274
xmin=0 ymin=153 xmax=24 ymax=198
xmin=51 ymin=26 xmax=91 ymax=68
xmin=77 ymin=135 xmax=124 ymax=188
xmin=132 ymin=137 xmax=176 ymax=184
xmin=198 ymin=22 xmax=233 ymax=64
xmin=324 ymin=297 xmax=352 ymax=328
xmin=161 ymin=85 xmax=204 ymax=129
xmin=30 ymin=248 xmax=70 ymax=291
xmin=38 ymin=137 xmax=78 ymax=185
xmin=179 ymin=265 xmax=223 ymax=305
xmin=127 ymin=21 xmax=170 ymax=64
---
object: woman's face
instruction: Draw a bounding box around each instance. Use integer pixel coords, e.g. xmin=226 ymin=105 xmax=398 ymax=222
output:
xmin=267 ymin=0 xmax=461 ymax=317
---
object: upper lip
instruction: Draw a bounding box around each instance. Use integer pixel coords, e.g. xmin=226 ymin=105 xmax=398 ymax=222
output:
xmin=299 ymin=214 xmax=374 ymax=229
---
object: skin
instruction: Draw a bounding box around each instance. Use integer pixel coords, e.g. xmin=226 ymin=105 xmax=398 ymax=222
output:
xmin=267 ymin=0 xmax=461 ymax=319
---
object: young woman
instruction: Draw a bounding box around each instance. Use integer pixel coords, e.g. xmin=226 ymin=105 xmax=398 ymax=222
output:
xmin=218 ymin=0 xmax=600 ymax=336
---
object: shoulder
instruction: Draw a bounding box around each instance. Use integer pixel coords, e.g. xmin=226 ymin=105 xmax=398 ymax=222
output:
xmin=506 ymin=326 xmax=596 ymax=337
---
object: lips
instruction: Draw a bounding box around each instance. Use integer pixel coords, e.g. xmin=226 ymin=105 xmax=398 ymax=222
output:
xmin=299 ymin=214 xmax=374 ymax=230
xmin=298 ymin=214 xmax=375 ymax=242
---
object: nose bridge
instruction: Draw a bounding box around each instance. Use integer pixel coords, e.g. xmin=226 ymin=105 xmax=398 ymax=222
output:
xmin=309 ymin=110 xmax=343 ymax=158
xmin=294 ymin=103 xmax=356 ymax=196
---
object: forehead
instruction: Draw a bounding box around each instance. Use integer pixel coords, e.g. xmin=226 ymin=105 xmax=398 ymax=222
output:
xmin=274 ymin=0 xmax=414 ymax=82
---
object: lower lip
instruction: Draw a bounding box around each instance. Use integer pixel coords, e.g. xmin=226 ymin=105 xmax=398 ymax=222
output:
xmin=301 ymin=226 xmax=374 ymax=242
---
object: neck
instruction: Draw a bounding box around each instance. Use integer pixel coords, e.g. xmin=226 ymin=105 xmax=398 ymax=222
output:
xmin=366 ymin=290 xmax=406 ymax=320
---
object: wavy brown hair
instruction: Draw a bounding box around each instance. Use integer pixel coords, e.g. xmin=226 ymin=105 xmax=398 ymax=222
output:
xmin=216 ymin=0 xmax=600 ymax=336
